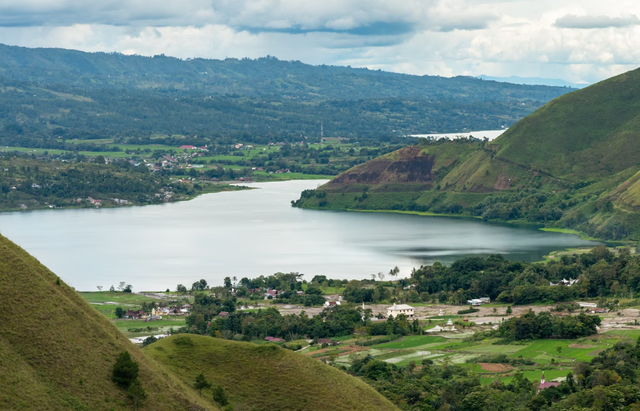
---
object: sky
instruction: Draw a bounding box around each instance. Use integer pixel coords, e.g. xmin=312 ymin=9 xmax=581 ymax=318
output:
xmin=0 ymin=0 xmax=640 ymax=84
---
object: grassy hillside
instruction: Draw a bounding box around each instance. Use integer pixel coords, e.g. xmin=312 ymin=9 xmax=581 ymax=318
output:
xmin=294 ymin=67 xmax=640 ymax=241
xmin=0 ymin=233 xmax=215 ymax=411
xmin=144 ymin=334 xmax=398 ymax=411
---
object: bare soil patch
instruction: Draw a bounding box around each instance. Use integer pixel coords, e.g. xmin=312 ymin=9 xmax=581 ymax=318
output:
xmin=569 ymin=344 xmax=595 ymax=349
xmin=478 ymin=363 xmax=513 ymax=372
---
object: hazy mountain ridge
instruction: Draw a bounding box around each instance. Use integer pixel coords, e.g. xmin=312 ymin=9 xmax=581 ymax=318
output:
xmin=0 ymin=44 xmax=573 ymax=139
xmin=294 ymin=67 xmax=640 ymax=241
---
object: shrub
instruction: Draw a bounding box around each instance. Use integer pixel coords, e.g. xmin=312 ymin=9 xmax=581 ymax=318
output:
xmin=112 ymin=351 xmax=139 ymax=388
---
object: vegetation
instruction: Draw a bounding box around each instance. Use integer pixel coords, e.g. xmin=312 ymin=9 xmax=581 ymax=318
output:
xmin=0 ymin=44 xmax=570 ymax=142
xmin=0 ymin=151 xmax=246 ymax=211
xmin=294 ymin=67 xmax=640 ymax=241
xmin=0 ymin=233 xmax=214 ymax=410
xmin=144 ymin=334 xmax=397 ymax=411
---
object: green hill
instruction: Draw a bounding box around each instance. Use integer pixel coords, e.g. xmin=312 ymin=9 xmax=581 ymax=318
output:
xmin=293 ymin=67 xmax=640 ymax=241
xmin=144 ymin=334 xmax=398 ymax=411
xmin=0 ymin=44 xmax=572 ymax=141
xmin=0 ymin=233 xmax=215 ymax=410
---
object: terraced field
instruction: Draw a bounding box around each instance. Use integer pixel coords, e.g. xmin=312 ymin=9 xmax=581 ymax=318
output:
xmin=311 ymin=328 xmax=637 ymax=385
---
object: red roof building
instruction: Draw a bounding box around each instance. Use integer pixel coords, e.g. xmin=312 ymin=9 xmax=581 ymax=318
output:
xmin=179 ymin=145 xmax=198 ymax=149
xmin=537 ymin=372 xmax=561 ymax=393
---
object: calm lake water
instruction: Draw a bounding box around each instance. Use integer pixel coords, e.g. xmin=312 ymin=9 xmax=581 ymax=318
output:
xmin=0 ymin=180 xmax=598 ymax=291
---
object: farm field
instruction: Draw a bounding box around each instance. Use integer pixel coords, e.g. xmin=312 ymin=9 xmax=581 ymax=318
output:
xmin=308 ymin=327 xmax=640 ymax=385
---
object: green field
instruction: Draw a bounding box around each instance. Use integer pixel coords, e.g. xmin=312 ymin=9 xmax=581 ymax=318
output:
xmin=373 ymin=335 xmax=447 ymax=349
xmin=113 ymin=318 xmax=187 ymax=337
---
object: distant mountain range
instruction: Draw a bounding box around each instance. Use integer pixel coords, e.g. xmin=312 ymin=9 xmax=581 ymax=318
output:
xmin=296 ymin=67 xmax=640 ymax=241
xmin=0 ymin=44 xmax=573 ymax=139
xmin=478 ymin=75 xmax=588 ymax=89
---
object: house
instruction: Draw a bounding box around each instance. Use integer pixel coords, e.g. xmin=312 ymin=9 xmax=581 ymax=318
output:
xmin=218 ymin=311 xmax=229 ymax=318
xmin=179 ymin=145 xmax=198 ymax=149
xmin=264 ymin=336 xmax=285 ymax=342
xmin=125 ymin=310 xmax=147 ymax=319
xmin=324 ymin=301 xmax=341 ymax=307
xmin=264 ymin=289 xmax=281 ymax=299
xmin=296 ymin=291 xmax=304 ymax=295
xmin=467 ymin=297 xmax=490 ymax=306
xmin=387 ymin=303 xmax=415 ymax=318
xmin=537 ymin=372 xmax=561 ymax=393
xmin=318 ymin=338 xmax=341 ymax=346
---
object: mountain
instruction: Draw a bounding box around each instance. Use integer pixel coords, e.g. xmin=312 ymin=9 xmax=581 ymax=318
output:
xmin=478 ymin=75 xmax=586 ymax=89
xmin=293 ymin=67 xmax=640 ymax=241
xmin=0 ymin=233 xmax=215 ymax=410
xmin=144 ymin=335 xmax=398 ymax=411
xmin=0 ymin=44 xmax=573 ymax=139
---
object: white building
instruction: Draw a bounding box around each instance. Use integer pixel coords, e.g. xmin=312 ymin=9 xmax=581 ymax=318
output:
xmin=387 ymin=303 xmax=414 ymax=318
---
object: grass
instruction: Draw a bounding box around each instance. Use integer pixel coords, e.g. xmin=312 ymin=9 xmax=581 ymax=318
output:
xmin=144 ymin=335 xmax=397 ymax=411
xmin=0 ymin=233 xmax=215 ymax=410
xmin=113 ymin=318 xmax=187 ymax=337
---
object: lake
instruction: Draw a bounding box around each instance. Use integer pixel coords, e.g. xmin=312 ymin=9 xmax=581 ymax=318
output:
xmin=411 ymin=129 xmax=506 ymax=140
xmin=0 ymin=180 xmax=598 ymax=291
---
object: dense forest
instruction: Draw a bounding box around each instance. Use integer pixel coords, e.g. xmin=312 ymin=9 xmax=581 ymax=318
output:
xmin=0 ymin=44 xmax=573 ymax=145
xmin=339 ymin=246 xmax=639 ymax=306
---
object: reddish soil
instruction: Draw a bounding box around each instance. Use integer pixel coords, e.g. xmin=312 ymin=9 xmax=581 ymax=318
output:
xmin=479 ymin=363 xmax=513 ymax=372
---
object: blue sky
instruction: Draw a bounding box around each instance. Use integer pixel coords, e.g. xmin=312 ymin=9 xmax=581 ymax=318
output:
xmin=1 ymin=0 xmax=639 ymax=84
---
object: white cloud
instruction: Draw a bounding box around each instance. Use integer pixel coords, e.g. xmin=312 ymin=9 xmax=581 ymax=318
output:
xmin=0 ymin=0 xmax=639 ymax=84
xmin=555 ymin=14 xmax=640 ymax=29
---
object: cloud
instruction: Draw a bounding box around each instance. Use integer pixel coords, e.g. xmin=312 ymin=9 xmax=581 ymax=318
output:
xmin=555 ymin=14 xmax=640 ymax=29
xmin=0 ymin=0 xmax=639 ymax=85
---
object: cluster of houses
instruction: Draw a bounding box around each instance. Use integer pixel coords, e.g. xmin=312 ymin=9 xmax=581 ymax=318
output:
xmin=122 ymin=304 xmax=192 ymax=320
xmin=246 ymin=288 xmax=305 ymax=300
xmin=550 ymin=278 xmax=579 ymax=286
xmin=467 ymin=297 xmax=491 ymax=306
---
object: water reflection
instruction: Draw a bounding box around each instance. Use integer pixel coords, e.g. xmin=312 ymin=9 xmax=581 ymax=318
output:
xmin=0 ymin=180 xmax=598 ymax=290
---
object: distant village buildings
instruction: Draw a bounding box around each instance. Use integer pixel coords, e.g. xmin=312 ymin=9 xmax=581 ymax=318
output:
xmin=387 ymin=303 xmax=415 ymax=318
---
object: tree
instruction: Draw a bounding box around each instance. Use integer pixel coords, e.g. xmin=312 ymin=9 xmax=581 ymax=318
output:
xmin=194 ymin=373 xmax=212 ymax=395
xmin=556 ymin=346 xmax=562 ymax=355
xmin=124 ymin=284 xmax=133 ymax=293
xmin=506 ymin=306 xmax=512 ymax=315
xmin=112 ymin=351 xmax=139 ymax=388
xmin=97 ymin=285 xmax=103 ymax=292
xmin=110 ymin=285 xmax=115 ymax=292
xmin=389 ymin=266 xmax=400 ymax=277
xmin=176 ymin=284 xmax=187 ymax=294
xmin=115 ymin=307 xmax=126 ymax=318
xmin=127 ymin=379 xmax=147 ymax=410
xmin=212 ymin=385 xmax=229 ymax=407
xmin=117 ymin=281 xmax=126 ymax=292
xmin=224 ymin=277 xmax=232 ymax=289
xmin=142 ymin=336 xmax=157 ymax=347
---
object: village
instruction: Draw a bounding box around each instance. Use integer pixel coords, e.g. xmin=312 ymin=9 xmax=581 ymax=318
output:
xmin=82 ymin=277 xmax=637 ymax=394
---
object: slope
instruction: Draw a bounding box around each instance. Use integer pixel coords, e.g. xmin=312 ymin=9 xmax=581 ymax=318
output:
xmin=0 ymin=233 xmax=215 ymax=411
xmin=144 ymin=334 xmax=398 ymax=411
xmin=294 ymin=66 xmax=640 ymax=240
xmin=491 ymin=68 xmax=640 ymax=180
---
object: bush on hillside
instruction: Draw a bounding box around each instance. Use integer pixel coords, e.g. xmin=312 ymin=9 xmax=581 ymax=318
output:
xmin=112 ymin=351 xmax=139 ymax=388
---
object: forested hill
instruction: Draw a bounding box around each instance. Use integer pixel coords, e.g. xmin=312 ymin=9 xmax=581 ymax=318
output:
xmin=0 ymin=43 xmax=570 ymax=101
xmin=0 ymin=44 xmax=573 ymax=139
xmin=294 ymin=67 xmax=640 ymax=241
